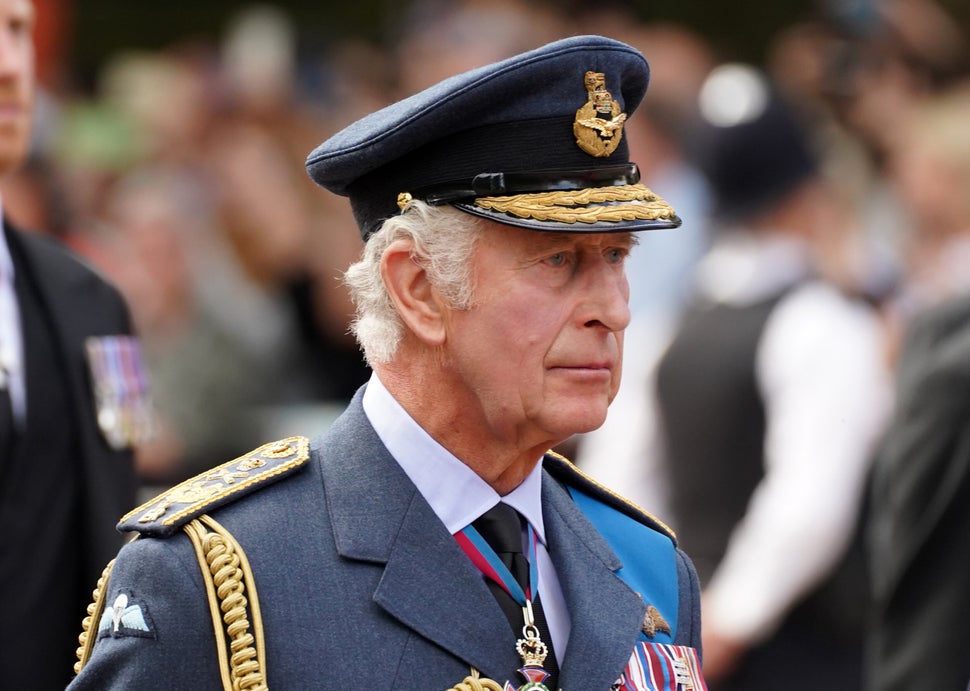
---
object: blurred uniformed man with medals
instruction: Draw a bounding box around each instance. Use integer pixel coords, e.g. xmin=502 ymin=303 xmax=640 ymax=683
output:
xmin=0 ymin=0 xmax=149 ymax=689
xmin=70 ymin=36 xmax=706 ymax=690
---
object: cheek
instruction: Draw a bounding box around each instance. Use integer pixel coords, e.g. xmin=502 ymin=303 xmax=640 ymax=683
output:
xmin=610 ymin=350 xmax=624 ymax=400
xmin=483 ymin=295 xmax=566 ymax=349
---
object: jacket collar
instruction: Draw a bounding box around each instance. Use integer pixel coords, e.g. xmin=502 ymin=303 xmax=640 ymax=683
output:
xmin=320 ymin=390 xmax=646 ymax=686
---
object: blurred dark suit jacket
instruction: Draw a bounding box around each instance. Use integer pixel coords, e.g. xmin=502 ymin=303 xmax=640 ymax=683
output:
xmin=867 ymin=294 xmax=970 ymax=691
xmin=0 ymin=223 xmax=137 ymax=689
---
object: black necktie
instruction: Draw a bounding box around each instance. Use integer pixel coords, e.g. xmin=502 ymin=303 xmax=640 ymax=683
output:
xmin=472 ymin=503 xmax=559 ymax=687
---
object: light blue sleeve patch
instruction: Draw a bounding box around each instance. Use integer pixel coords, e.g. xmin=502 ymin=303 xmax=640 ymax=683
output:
xmin=97 ymin=592 xmax=156 ymax=640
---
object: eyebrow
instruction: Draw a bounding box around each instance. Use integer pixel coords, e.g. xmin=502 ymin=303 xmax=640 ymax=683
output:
xmin=523 ymin=231 xmax=637 ymax=250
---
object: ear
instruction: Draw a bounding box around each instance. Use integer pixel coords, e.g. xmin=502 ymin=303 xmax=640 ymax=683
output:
xmin=380 ymin=238 xmax=448 ymax=347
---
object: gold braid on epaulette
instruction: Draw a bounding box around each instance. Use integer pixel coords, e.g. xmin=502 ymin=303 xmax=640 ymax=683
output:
xmin=474 ymin=184 xmax=677 ymax=224
xmin=185 ymin=515 xmax=268 ymax=691
xmin=446 ymin=668 xmax=504 ymax=691
xmin=74 ymin=559 xmax=116 ymax=674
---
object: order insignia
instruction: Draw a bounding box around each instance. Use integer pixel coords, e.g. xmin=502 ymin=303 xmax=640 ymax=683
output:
xmin=574 ymin=71 xmax=627 ymax=158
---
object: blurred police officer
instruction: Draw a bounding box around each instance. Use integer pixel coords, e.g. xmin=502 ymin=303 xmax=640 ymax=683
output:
xmin=70 ymin=36 xmax=706 ymax=690
xmin=0 ymin=1 xmax=146 ymax=688
xmin=655 ymin=65 xmax=890 ymax=689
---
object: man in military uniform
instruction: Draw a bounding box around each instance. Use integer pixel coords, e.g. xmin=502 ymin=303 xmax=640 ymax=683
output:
xmin=0 ymin=1 xmax=147 ymax=688
xmin=70 ymin=36 xmax=705 ymax=690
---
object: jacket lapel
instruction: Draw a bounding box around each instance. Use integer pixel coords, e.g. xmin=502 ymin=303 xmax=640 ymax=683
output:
xmin=543 ymin=472 xmax=647 ymax=690
xmin=319 ymin=394 xmax=519 ymax=681
xmin=320 ymin=395 xmax=650 ymax=686
xmin=375 ymin=493 xmax=520 ymax=679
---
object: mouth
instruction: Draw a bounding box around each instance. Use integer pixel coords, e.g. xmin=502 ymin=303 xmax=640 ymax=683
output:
xmin=0 ymin=105 xmax=26 ymax=125
xmin=0 ymin=98 xmax=26 ymax=113
xmin=548 ymin=362 xmax=614 ymax=378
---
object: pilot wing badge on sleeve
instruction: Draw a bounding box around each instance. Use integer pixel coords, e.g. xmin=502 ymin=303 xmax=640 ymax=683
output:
xmin=97 ymin=592 xmax=155 ymax=640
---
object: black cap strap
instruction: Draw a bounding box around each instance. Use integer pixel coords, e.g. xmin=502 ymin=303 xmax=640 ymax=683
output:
xmin=413 ymin=163 xmax=642 ymax=205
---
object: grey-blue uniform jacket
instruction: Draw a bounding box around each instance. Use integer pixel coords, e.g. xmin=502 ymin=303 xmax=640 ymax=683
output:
xmin=70 ymin=391 xmax=702 ymax=690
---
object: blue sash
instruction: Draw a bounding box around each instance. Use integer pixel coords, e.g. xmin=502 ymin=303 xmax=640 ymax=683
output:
xmin=568 ymin=487 xmax=678 ymax=643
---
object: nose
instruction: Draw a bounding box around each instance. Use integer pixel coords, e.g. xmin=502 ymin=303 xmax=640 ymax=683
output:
xmin=578 ymin=256 xmax=631 ymax=333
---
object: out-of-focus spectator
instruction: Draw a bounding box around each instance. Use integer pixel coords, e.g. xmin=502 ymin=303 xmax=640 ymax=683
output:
xmin=653 ymin=65 xmax=891 ymax=689
xmin=0 ymin=0 xmax=145 ymax=687
xmin=885 ymin=88 xmax=970 ymax=311
xmin=866 ymin=296 xmax=970 ymax=691
xmin=766 ymin=19 xmax=903 ymax=307
xmin=392 ymin=0 xmax=571 ymax=97
xmin=865 ymin=86 xmax=970 ymax=691
xmin=96 ymin=166 xmax=285 ymax=484
xmin=214 ymin=3 xmax=372 ymax=403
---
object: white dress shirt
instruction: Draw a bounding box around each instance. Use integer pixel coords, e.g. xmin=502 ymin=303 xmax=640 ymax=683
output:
xmin=0 ymin=211 xmax=26 ymax=426
xmin=362 ymin=373 xmax=570 ymax=660
xmin=692 ymin=232 xmax=892 ymax=643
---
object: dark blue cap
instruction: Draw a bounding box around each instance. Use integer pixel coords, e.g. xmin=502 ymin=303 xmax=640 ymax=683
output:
xmin=306 ymin=35 xmax=682 ymax=240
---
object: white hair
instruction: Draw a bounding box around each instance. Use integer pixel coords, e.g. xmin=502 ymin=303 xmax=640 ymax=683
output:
xmin=343 ymin=201 xmax=483 ymax=365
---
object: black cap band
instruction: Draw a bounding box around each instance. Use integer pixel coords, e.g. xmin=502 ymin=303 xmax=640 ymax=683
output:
xmin=415 ymin=163 xmax=642 ymax=205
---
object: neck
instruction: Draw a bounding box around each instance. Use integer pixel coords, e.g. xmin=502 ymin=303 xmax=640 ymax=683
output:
xmin=374 ymin=360 xmax=553 ymax=495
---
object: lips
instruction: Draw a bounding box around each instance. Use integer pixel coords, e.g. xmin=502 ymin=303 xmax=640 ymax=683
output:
xmin=0 ymin=102 xmax=26 ymax=124
xmin=549 ymin=360 xmax=614 ymax=373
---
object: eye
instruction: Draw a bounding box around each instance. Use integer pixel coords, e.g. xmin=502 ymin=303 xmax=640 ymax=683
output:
xmin=7 ymin=2 xmax=34 ymax=36
xmin=8 ymin=12 xmax=32 ymax=37
xmin=605 ymin=247 xmax=627 ymax=264
xmin=545 ymin=252 xmax=567 ymax=267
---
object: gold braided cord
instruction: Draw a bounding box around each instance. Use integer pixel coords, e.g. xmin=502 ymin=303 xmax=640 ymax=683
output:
xmin=186 ymin=519 xmax=234 ymax=691
xmin=201 ymin=514 xmax=268 ymax=691
xmin=474 ymin=183 xmax=677 ymax=224
xmin=446 ymin=668 xmax=505 ymax=691
xmin=74 ymin=559 xmax=116 ymax=675
xmin=185 ymin=517 xmax=268 ymax=691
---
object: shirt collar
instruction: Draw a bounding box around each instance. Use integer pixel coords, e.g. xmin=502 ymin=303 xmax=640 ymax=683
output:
xmin=361 ymin=373 xmax=547 ymax=543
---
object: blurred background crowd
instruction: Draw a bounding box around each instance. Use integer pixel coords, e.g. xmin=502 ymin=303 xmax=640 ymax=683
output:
xmin=11 ymin=0 xmax=970 ymax=686
xmin=16 ymin=0 xmax=967 ymax=487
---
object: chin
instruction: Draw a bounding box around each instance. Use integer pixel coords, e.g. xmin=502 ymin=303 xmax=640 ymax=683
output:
xmin=547 ymin=403 xmax=610 ymax=437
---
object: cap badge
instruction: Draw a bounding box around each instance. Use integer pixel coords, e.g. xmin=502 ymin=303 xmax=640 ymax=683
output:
xmin=574 ymin=71 xmax=628 ymax=158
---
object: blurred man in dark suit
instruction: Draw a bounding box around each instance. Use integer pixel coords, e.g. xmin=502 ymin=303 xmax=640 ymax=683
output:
xmin=0 ymin=1 xmax=148 ymax=688
xmin=866 ymin=89 xmax=970 ymax=691
xmin=867 ymin=294 xmax=970 ymax=691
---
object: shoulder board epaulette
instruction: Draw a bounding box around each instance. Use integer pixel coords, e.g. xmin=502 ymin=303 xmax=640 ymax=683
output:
xmin=119 ymin=436 xmax=311 ymax=537
xmin=543 ymin=450 xmax=676 ymax=542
